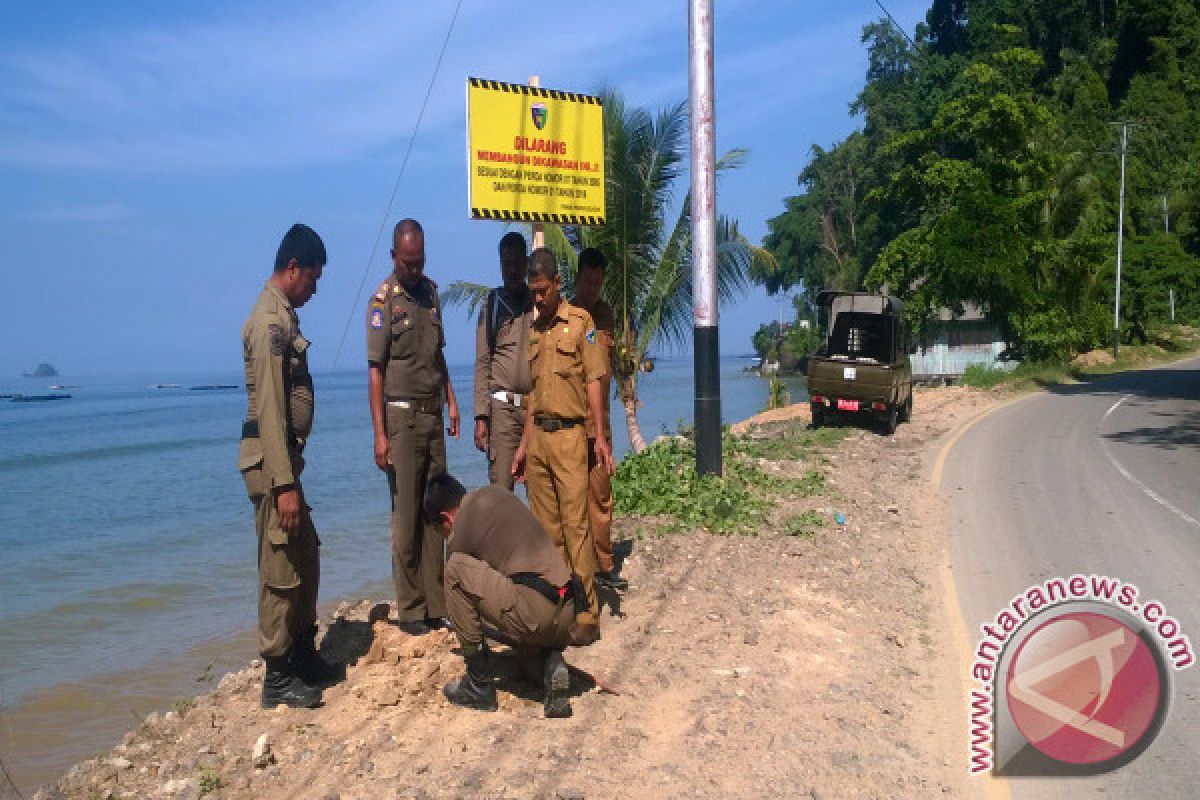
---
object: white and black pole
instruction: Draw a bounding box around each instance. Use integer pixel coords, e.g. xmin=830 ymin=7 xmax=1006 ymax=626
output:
xmin=689 ymin=0 xmax=721 ymax=476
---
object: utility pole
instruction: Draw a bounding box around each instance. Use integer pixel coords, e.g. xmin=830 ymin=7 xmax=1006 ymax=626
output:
xmin=1170 ymin=288 xmax=1175 ymax=321
xmin=1112 ymin=121 xmax=1130 ymax=361
xmin=1162 ymin=193 xmax=1170 ymax=234
xmin=689 ymin=0 xmax=721 ymax=476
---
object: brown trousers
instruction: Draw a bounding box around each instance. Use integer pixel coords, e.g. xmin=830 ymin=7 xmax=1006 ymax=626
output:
xmin=386 ymin=405 xmax=447 ymax=622
xmin=587 ymin=437 xmax=614 ymax=573
xmin=487 ymin=398 xmax=525 ymax=491
xmin=245 ymin=460 xmax=319 ymax=659
xmin=444 ymin=552 xmax=574 ymax=650
xmin=526 ymin=424 xmax=598 ymax=625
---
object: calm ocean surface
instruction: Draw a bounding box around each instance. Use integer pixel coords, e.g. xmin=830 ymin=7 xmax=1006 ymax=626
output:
xmin=0 ymin=357 xmax=805 ymax=788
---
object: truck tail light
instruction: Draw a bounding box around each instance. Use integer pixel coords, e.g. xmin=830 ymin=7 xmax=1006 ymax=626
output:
xmin=811 ymin=395 xmax=829 ymax=407
xmin=871 ymin=401 xmax=887 ymax=411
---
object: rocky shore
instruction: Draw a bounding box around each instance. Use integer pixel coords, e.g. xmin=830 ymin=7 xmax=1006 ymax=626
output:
xmin=33 ymin=386 xmax=999 ymax=800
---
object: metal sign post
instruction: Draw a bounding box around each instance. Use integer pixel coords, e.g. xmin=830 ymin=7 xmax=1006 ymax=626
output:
xmin=689 ymin=0 xmax=721 ymax=476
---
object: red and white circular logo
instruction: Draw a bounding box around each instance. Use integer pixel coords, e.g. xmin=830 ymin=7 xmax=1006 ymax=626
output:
xmin=1006 ymin=610 xmax=1163 ymax=766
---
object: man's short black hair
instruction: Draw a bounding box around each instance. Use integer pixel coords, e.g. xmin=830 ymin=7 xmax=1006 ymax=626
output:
xmin=424 ymin=473 xmax=467 ymax=521
xmin=393 ymin=218 xmax=424 ymax=241
xmin=274 ymin=224 xmax=326 ymax=272
xmin=499 ymin=231 xmax=527 ymax=254
xmin=578 ymin=247 xmax=607 ymax=273
xmin=528 ymin=248 xmax=559 ymax=281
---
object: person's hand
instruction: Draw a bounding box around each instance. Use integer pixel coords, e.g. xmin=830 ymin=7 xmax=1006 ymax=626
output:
xmin=595 ymin=437 xmax=615 ymax=476
xmin=512 ymin=441 xmax=527 ymax=484
xmin=473 ymin=418 xmax=489 ymax=452
xmin=274 ymin=487 xmax=301 ymax=535
xmin=374 ymin=431 xmax=390 ymax=472
xmin=447 ymin=398 xmax=460 ymax=439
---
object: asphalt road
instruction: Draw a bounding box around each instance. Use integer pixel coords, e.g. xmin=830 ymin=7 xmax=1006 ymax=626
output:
xmin=943 ymin=356 xmax=1200 ymax=799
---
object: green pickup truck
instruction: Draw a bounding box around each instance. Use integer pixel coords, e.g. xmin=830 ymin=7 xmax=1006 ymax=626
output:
xmin=807 ymin=291 xmax=913 ymax=435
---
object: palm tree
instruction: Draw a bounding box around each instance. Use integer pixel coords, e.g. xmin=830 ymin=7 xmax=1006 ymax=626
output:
xmin=444 ymin=89 xmax=772 ymax=453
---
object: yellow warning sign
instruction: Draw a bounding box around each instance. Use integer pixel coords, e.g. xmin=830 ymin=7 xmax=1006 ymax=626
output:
xmin=467 ymin=77 xmax=605 ymax=226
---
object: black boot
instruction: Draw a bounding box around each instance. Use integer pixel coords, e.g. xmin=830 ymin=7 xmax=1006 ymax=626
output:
xmin=442 ymin=648 xmax=498 ymax=711
xmin=261 ymin=655 xmax=322 ymax=709
xmin=291 ymin=628 xmax=344 ymax=687
xmin=542 ymin=649 xmax=572 ymax=719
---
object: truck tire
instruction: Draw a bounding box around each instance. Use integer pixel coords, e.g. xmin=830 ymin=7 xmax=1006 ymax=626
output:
xmin=899 ymin=392 xmax=912 ymax=423
xmin=879 ymin=405 xmax=898 ymax=436
xmin=811 ymin=405 xmax=824 ymax=428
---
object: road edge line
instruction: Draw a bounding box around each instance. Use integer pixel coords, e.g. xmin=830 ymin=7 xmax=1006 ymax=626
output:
xmin=930 ymin=395 xmax=1028 ymax=800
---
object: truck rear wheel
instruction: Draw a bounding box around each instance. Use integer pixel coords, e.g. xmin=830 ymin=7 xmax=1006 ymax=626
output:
xmin=899 ymin=392 xmax=912 ymax=423
xmin=879 ymin=405 xmax=898 ymax=436
xmin=811 ymin=405 xmax=825 ymax=428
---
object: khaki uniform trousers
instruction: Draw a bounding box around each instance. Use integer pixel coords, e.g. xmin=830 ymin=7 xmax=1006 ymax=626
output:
xmin=245 ymin=460 xmax=319 ymax=659
xmin=487 ymin=398 xmax=525 ymax=491
xmin=444 ymin=552 xmax=575 ymax=650
xmin=587 ymin=437 xmax=614 ymax=573
xmin=386 ymin=404 xmax=447 ymax=621
xmin=526 ymin=424 xmax=599 ymax=625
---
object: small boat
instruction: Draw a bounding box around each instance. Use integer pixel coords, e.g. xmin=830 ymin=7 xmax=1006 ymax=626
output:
xmin=189 ymin=384 xmax=239 ymax=391
xmin=48 ymin=384 xmax=79 ymax=390
xmin=149 ymin=383 xmax=182 ymax=389
xmin=11 ymin=393 xmax=72 ymax=403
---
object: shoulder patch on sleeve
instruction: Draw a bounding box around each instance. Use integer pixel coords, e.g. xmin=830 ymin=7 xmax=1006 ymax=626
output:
xmin=268 ymin=324 xmax=286 ymax=356
xmin=586 ymin=328 xmax=597 ymax=344
xmin=369 ymin=307 xmax=384 ymax=330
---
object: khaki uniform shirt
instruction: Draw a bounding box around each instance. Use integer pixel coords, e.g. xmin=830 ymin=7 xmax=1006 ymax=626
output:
xmin=366 ymin=274 xmax=445 ymax=399
xmin=527 ymin=299 xmax=607 ymax=421
xmin=450 ymin=486 xmax=571 ymax=587
xmin=238 ymin=283 xmax=314 ymax=489
xmin=473 ymin=287 xmax=533 ymax=419
xmin=574 ymin=298 xmax=614 ymax=440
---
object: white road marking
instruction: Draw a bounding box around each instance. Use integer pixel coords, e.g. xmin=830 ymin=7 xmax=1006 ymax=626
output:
xmin=1098 ymin=393 xmax=1200 ymax=530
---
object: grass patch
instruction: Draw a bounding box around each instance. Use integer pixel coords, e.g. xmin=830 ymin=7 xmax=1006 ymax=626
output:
xmin=960 ymin=363 xmax=1009 ymax=389
xmin=614 ymin=432 xmax=833 ymax=535
xmin=784 ymin=511 xmax=827 ymax=539
xmin=170 ymin=698 xmax=195 ymax=716
xmin=198 ymin=767 xmax=223 ymax=795
xmin=729 ymin=421 xmax=850 ymax=461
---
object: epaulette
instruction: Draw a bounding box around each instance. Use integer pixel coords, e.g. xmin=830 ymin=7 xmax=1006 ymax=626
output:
xmin=371 ymin=281 xmax=389 ymax=305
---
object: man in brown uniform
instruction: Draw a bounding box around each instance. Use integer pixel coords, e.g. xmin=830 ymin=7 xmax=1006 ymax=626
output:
xmin=367 ymin=219 xmax=461 ymax=634
xmin=513 ymin=249 xmax=613 ymax=646
xmin=472 ymin=231 xmax=533 ymax=490
xmin=571 ymin=248 xmax=626 ymax=591
xmin=425 ymin=473 xmax=577 ymax=718
xmin=239 ymin=223 xmax=340 ymax=709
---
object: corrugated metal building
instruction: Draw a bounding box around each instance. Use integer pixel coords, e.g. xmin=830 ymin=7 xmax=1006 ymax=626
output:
xmin=909 ymin=304 xmax=1015 ymax=380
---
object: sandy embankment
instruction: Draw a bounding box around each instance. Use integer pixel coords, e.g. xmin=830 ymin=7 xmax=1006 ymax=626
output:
xmin=36 ymin=386 xmax=1001 ymax=800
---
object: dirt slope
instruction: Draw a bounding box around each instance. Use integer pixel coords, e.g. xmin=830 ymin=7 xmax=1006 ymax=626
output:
xmin=38 ymin=386 xmax=999 ymax=800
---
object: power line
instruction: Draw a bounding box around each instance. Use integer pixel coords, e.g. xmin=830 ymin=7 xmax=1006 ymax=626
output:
xmin=331 ymin=0 xmax=464 ymax=369
xmin=873 ymin=0 xmax=920 ymax=52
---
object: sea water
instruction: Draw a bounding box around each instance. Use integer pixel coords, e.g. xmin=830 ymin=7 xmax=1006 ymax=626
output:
xmin=0 ymin=358 xmax=805 ymax=789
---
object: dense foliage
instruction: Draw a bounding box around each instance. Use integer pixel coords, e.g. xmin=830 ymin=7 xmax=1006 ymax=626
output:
xmin=755 ymin=0 xmax=1200 ymax=360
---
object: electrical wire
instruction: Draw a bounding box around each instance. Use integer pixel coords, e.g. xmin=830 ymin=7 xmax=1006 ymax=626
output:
xmin=331 ymin=0 xmax=464 ymax=369
xmin=873 ymin=0 xmax=921 ymax=53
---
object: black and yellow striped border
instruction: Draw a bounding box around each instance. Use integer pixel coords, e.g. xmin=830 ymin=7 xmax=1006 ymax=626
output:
xmin=467 ymin=77 xmax=603 ymax=105
xmin=471 ymin=208 xmax=604 ymax=226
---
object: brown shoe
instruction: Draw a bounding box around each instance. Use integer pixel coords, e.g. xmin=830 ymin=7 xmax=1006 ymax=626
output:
xmin=569 ymin=622 xmax=601 ymax=647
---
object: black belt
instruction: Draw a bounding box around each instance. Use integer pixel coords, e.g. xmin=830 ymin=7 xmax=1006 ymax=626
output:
xmin=511 ymin=572 xmax=572 ymax=606
xmin=534 ymin=415 xmax=582 ymax=432
xmin=385 ymin=395 xmax=441 ymax=414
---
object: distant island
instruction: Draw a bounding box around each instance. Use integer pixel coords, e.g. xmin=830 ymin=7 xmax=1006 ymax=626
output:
xmin=22 ymin=362 xmax=59 ymax=378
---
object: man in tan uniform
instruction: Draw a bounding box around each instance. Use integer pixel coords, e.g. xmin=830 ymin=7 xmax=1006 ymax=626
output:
xmin=239 ymin=223 xmax=340 ymax=709
xmin=367 ymin=219 xmax=461 ymax=634
xmin=571 ymin=248 xmax=626 ymax=591
xmin=472 ymin=231 xmax=533 ymax=490
xmin=425 ymin=473 xmax=577 ymax=718
xmin=513 ymin=248 xmax=613 ymax=646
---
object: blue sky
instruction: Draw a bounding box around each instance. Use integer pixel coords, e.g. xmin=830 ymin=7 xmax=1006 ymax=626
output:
xmin=0 ymin=0 xmax=928 ymax=376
